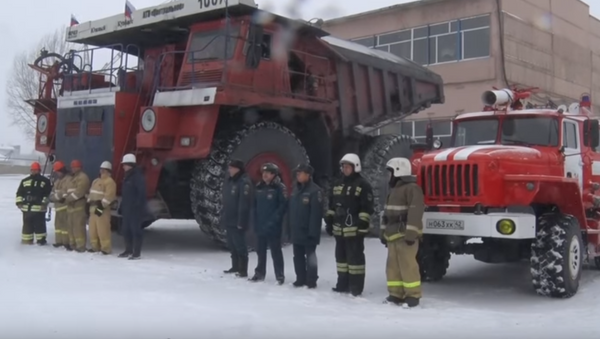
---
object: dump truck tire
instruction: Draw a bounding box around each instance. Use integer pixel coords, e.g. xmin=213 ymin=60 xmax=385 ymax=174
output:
xmin=530 ymin=213 xmax=582 ymax=298
xmin=190 ymin=121 xmax=309 ymax=249
xmin=361 ymin=134 xmax=414 ymax=237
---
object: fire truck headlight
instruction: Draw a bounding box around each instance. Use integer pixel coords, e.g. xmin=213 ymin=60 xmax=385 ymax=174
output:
xmin=141 ymin=109 xmax=156 ymax=132
xmin=433 ymin=139 xmax=442 ymax=149
xmin=37 ymin=114 xmax=48 ymax=133
xmin=40 ymin=135 xmax=47 ymax=145
xmin=526 ymin=182 xmax=535 ymax=191
xmin=496 ymin=219 xmax=516 ymax=235
xmin=180 ymin=137 xmax=191 ymax=146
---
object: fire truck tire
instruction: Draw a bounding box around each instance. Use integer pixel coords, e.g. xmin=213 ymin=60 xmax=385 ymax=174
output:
xmin=530 ymin=213 xmax=582 ymax=298
xmin=360 ymin=134 xmax=413 ymax=237
xmin=417 ymin=235 xmax=451 ymax=282
xmin=190 ymin=121 xmax=309 ymax=249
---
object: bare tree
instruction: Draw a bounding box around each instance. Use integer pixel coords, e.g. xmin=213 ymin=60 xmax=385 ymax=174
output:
xmin=5 ymin=26 xmax=74 ymax=139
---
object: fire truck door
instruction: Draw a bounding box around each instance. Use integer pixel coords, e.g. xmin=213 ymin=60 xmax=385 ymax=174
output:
xmin=562 ymin=119 xmax=583 ymax=189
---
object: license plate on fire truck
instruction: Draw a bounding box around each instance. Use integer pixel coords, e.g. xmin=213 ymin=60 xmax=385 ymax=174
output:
xmin=425 ymin=219 xmax=465 ymax=230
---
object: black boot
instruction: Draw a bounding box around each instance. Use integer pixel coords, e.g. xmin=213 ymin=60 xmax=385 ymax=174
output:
xmin=128 ymin=255 xmax=141 ymax=260
xmin=52 ymin=243 xmax=63 ymax=248
xmin=292 ymin=281 xmax=305 ymax=287
xmin=276 ymin=276 xmax=285 ymax=285
xmin=223 ymin=255 xmax=239 ymax=274
xmin=37 ymin=239 xmax=47 ymax=246
xmin=249 ymin=274 xmax=264 ymax=282
xmin=64 ymin=245 xmax=73 ymax=251
xmin=87 ymin=249 xmax=97 ymax=253
xmin=118 ymin=251 xmax=132 ymax=258
xmin=384 ymin=295 xmax=404 ymax=305
xmin=404 ymin=297 xmax=419 ymax=308
xmin=332 ymin=286 xmax=349 ymax=293
xmin=236 ymin=255 xmax=248 ymax=278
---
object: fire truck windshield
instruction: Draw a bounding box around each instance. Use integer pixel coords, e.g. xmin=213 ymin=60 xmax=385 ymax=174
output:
xmin=453 ymin=116 xmax=559 ymax=147
xmin=188 ymin=26 xmax=240 ymax=62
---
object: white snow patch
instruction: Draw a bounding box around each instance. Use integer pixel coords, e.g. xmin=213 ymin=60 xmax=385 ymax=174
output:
xmin=0 ymin=175 xmax=599 ymax=338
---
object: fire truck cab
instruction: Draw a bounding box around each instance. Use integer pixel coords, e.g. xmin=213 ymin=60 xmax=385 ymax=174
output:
xmin=413 ymin=88 xmax=600 ymax=298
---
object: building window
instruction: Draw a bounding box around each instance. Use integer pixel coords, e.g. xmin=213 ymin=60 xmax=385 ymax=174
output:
xmin=365 ymin=14 xmax=490 ymax=66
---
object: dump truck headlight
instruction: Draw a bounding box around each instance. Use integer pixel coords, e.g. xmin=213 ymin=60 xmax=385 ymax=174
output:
xmin=496 ymin=219 xmax=516 ymax=235
xmin=141 ymin=109 xmax=156 ymax=132
xmin=37 ymin=114 xmax=48 ymax=133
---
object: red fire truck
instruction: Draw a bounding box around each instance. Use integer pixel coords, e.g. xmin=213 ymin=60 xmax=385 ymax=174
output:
xmin=414 ymin=87 xmax=600 ymax=298
xmin=28 ymin=0 xmax=444 ymax=245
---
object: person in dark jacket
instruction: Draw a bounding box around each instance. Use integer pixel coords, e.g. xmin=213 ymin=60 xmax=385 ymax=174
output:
xmin=288 ymin=164 xmax=323 ymax=288
xmin=16 ymin=162 xmax=52 ymax=245
xmin=249 ymin=163 xmax=287 ymax=284
xmin=221 ymin=159 xmax=253 ymax=278
xmin=118 ymin=153 xmax=147 ymax=260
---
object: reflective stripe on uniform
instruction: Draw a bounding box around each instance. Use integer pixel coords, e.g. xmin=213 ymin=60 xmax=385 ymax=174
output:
xmin=358 ymin=212 xmax=370 ymax=222
xmin=35 ymin=233 xmax=47 ymax=238
xmin=343 ymin=226 xmax=358 ymax=237
xmin=326 ymin=210 xmax=335 ymax=217
xmin=22 ymin=234 xmax=34 ymax=240
xmin=101 ymin=198 xmax=111 ymax=205
xmin=407 ymin=225 xmax=420 ymax=232
xmin=385 ymin=205 xmax=407 ymax=211
xmin=55 ymin=206 xmax=68 ymax=212
xmin=348 ymin=264 xmax=365 ymax=275
xmin=67 ymin=207 xmax=84 ymax=213
xmin=16 ymin=196 xmax=23 ymax=203
xmin=22 ymin=180 xmax=32 ymax=187
xmin=89 ymin=189 xmax=104 ymax=195
xmin=332 ymin=224 xmax=342 ymax=236
xmin=336 ymin=262 xmax=348 ymax=273
xmin=387 ymin=280 xmax=421 ymax=288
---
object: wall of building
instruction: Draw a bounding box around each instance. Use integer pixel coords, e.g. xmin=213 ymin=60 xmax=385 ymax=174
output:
xmin=324 ymin=0 xmax=600 ymax=144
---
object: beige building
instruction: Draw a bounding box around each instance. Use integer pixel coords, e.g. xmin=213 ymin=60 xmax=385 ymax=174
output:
xmin=324 ymin=0 xmax=600 ymax=146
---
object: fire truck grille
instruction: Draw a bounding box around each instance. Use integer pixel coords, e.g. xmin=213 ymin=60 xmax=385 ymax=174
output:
xmin=420 ymin=163 xmax=480 ymax=198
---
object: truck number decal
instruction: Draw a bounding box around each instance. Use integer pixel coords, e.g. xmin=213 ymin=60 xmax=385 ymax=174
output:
xmin=426 ymin=219 xmax=465 ymax=231
xmin=199 ymin=0 xmax=224 ymax=9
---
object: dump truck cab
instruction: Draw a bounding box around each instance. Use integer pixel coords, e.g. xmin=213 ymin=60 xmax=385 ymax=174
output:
xmin=414 ymin=87 xmax=600 ymax=298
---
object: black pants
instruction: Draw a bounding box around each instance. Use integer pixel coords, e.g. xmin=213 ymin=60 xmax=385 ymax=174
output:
xmin=334 ymin=235 xmax=366 ymax=295
xmin=227 ymin=228 xmax=248 ymax=257
xmin=22 ymin=212 xmax=47 ymax=243
xmin=122 ymin=216 xmax=143 ymax=256
xmin=293 ymin=244 xmax=318 ymax=285
xmin=255 ymin=234 xmax=284 ymax=278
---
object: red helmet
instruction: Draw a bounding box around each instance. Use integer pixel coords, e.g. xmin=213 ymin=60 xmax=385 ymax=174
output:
xmin=53 ymin=161 xmax=65 ymax=172
xmin=70 ymin=160 xmax=82 ymax=169
xmin=30 ymin=162 xmax=41 ymax=171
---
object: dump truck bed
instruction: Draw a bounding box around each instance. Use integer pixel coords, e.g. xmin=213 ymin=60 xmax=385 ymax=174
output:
xmin=321 ymin=36 xmax=444 ymax=133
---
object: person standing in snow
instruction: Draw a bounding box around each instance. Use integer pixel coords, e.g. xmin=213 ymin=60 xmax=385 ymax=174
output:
xmin=288 ymin=164 xmax=323 ymax=289
xmin=65 ymin=159 xmax=91 ymax=253
xmin=118 ymin=153 xmax=147 ymax=260
xmin=15 ymin=162 xmax=52 ymax=245
xmin=381 ymin=157 xmax=424 ymax=308
xmin=325 ymin=153 xmax=374 ymax=297
xmin=49 ymin=161 xmax=70 ymax=248
xmin=249 ymin=163 xmax=287 ymax=284
xmin=221 ymin=159 xmax=253 ymax=278
xmin=87 ymin=161 xmax=117 ymax=255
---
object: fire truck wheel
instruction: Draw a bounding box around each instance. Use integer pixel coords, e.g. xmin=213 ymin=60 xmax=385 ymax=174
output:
xmin=530 ymin=213 xmax=582 ymax=298
xmin=361 ymin=134 xmax=413 ymax=237
xmin=417 ymin=235 xmax=451 ymax=282
xmin=190 ymin=121 xmax=309 ymax=250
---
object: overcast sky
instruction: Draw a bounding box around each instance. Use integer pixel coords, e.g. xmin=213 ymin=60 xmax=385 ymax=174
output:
xmin=0 ymin=0 xmax=598 ymax=153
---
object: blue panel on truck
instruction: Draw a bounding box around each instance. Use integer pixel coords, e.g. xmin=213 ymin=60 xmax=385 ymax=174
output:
xmin=55 ymin=106 xmax=114 ymax=178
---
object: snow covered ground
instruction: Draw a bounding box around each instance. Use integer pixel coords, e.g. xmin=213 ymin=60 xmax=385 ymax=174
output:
xmin=1 ymin=174 xmax=599 ymax=339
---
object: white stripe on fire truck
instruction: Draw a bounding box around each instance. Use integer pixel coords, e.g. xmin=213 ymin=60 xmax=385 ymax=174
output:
xmin=453 ymin=145 xmax=508 ymax=161
xmin=433 ymin=147 xmax=463 ymax=161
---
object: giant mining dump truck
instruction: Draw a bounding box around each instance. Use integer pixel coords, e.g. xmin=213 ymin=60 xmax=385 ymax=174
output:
xmin=27 ymin=0 xmax=444 ymax=245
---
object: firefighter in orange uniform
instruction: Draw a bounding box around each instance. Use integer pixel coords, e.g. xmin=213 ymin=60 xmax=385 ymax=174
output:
xmin=15 ymin=162 xmax=52 ymax=245
xmin=49 ymin=161 xmax=70 ymax=248
xmin=87 ymin=161 xmax=117 ymax=254
xmin=65 ymin=159 xmax=90 ymax=252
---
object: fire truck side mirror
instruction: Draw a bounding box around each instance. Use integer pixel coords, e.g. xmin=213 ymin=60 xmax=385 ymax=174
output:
xmin=584 ymin=119 xmax=600 ymax=149
xmin=245 ymin=23 xmax=264 ymax=69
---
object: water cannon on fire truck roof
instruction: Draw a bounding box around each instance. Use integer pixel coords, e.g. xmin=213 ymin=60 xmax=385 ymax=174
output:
xmin=481 ymin=86 xmax=537 ymax=112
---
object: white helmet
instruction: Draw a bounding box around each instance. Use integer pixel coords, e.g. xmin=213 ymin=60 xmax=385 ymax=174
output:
xmin=340 ymin=153 xmax=361 ymax=173
xmin=122 ymin=153 xmax=136 ymax=164
xmin=100 ymin=161 xmax=112 ymax=170
xmin=386 ymin=158 xmax=412 ymax=177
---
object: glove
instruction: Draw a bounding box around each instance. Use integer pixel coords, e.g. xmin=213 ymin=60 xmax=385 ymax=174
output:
xmin=380 ymin=236 xmax=387 ymax=247
xmin=94 ymin=207 xmax=103 ymax=217
xmin=357 ymin=219 xmax=369 ymax=237
xmin=325 ymin=223 xmax=333 ymax=236
xmin=96 ymin=201 xmax=103 ymax=208
xmin=405 ymin=239 xmax=415 ymax=246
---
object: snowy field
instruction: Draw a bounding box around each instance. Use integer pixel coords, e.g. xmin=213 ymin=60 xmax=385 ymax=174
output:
xmin=1 ymin=174 xmax=600 ymax=338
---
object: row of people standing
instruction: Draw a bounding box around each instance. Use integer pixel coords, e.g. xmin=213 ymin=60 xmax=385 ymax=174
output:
xmin=15 ymin=153 xmax=147 ymax=260
xmin=220 ymin=154 xmax=425 ymax=308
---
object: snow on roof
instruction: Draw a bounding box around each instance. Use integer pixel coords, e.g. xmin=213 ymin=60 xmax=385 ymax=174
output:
xmin=320 ymin=35 xmax=419 ymax=67
xmin=455 ymin=109 xmax=590 ymax=121
xmin=66 ymin=0 xmax=257 ymax=43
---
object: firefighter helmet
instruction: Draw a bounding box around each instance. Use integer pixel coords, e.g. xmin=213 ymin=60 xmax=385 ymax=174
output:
xmin=53 ymin=161 xmax=65 ymax=172
xmin=122 ymin=153 xmax=136 ymax=164
xmin=386 ymin=158 xmax=412 ymax=177
xmin=30 ymin=162 xmax=41 ymax=171
xmin=100 ymin=161 xmax=112 ymax=170
xmin=340 ymin=153 xmax=361 ymax=173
